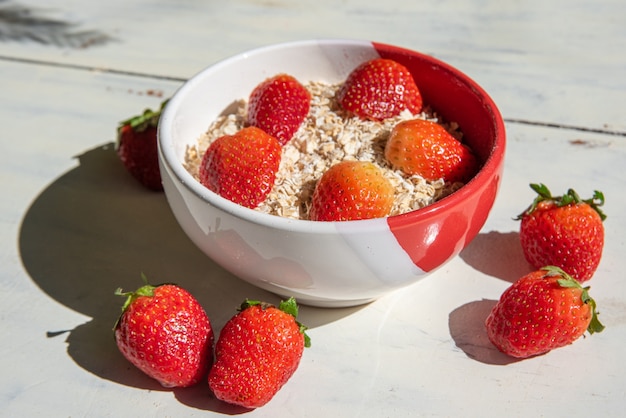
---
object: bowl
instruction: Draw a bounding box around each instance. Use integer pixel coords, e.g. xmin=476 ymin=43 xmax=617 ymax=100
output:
xmin=158 ymin=39 xmax=506 ymax=308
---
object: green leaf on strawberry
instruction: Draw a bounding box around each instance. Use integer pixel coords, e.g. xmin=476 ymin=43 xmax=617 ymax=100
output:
xmin=543 ymin=265 xmax=605 ymax=334
xmin=518 ymin=183 xmax=606 ymax=220
xmin=117 ymin=100 xmax=168 ymax=133
xmin=239 ymin=297 xmax=310 ymax=348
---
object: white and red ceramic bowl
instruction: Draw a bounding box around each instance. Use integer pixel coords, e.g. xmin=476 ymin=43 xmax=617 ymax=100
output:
xmin=158 ymin=39 xmax=506 ymax=307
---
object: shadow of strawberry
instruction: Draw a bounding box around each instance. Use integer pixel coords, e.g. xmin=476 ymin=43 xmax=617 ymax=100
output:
xmin=448 ymin=299 xmax=521 ymax=365
xmin=459 ymin=230 xmax=533 ymax=283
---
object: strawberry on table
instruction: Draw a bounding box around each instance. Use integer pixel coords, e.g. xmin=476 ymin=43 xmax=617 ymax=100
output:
xmin=485 ymin=266 xmax=604 ymax=359
xmin=199 ymin=126 xmax=282 ymax=209
xmin=208 ymin=298 xmax=310 ymax=409
xmin=247 ymin=73 xmax=311 ymax=146
xmin=517 ymin=183 xmax=606 ymax=282
xmin=309 ymin=160 xmax=395 ymax=221
xmin=116 ymin=101 xmax=167 ymax=191
xmin=114 ymin=278 xmax=214 ymax=388
xmin=384 ymin=118 xmax=478 ymax=183
xmin=337 ymin=58 xmax=422 ymax=121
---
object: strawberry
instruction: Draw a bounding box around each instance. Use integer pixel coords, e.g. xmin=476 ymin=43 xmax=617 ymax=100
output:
xmin=208 ymin=298 xmax=310 ymax=409
xmin=247 ymin=74 xmax=311 ymax=146
xmin=309 ymin=160 xmax=395 ymax=221
xmin=337 ymin=58 xmax=422 ymax=121
xmin=517 ymin=183 xmax=606 ymax=282
xmin=116 ymin=101 xmax=167 ymax=191
xmin=199 ymin=126 xmax=282 ymax=209
xmin=485 ymin=266 xmax=604 ymax=358
xmin=384 ymin=118 xmax=478 ymax=183
xmin=114 ymin=277 xmax=214 ymax=387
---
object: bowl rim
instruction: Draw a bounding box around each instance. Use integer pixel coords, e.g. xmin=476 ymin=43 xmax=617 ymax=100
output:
xmin=159 ymin=38 xmax=505 ymax=234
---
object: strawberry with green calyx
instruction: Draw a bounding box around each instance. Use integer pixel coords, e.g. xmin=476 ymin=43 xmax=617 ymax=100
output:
xmin=337 ymin=58 xmax=422 ymax=121
xmin=209 ymin=297 xmax=310 ymax=409
xmin=116 ymin=100 xmax=168 ymax=191
xmin=485 ymin=266 xmax=604 ymax=359
xmin=517 ymin=183 xmax=606 ymax=282
xmin=309 ymin=160 xmax=395 ymax=221
xmin=114 ymin=276 xmax=213 ymax=388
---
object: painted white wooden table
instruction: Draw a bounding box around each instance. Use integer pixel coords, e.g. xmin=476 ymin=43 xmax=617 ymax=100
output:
xmin=1 ymin=0 xmax=625 ymax=416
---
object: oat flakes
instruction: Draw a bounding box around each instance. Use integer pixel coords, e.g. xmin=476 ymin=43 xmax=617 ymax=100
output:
xmin=184 ymin=81 xmax=464 ymax=220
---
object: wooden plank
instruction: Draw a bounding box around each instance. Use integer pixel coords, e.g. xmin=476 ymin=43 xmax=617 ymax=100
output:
xmin=1 ymin=0 xmax=624 ymax=131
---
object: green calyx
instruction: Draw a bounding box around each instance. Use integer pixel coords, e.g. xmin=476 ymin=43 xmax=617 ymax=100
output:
xmin=516 ymin=183 xmax=606 ymax=221
xmin=115 ymin=283 xmax=156 ymax=312
xmin=113 ymin=274 xmax=157 ymax=330
xmin=541 ymin=266 xmax=605 ymax=335
xmin=241 ymin=297 xmax=311 ymax=348
xmin=117 ymin=100 xmax=169 ymax=133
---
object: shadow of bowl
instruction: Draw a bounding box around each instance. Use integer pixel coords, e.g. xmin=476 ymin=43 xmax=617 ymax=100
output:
xmin=18 ymin=142 xmax=363 ymax=404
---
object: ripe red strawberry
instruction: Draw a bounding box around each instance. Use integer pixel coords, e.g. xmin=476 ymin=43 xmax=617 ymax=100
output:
xmin=384 ymin=118 xmax=478 ymax=183
xmin=114 ymin=278 xmax=214 ymax=387
xmin=337 ymin=58 xmax=422 ymax=121
xmin=247 ymin=74 xmax=311 ymax=145
xmin=517 ymin=183 xmax=606 ymax=282
xmin=485 ymin=266 xmax=604 ymax=358
xmin=309 ymin=161 xmax=395 ymax=221
xmin=208 ymin=298 xmax=310 ymax=409
xmin=199 ymin=126 xmax=282 ymax=209
xmin=116 ymin=101 xmax=167 ymax=191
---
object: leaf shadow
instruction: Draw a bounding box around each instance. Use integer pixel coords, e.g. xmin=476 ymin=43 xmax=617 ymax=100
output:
xmin=0 ymin=1 xmax=116 ymax=48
